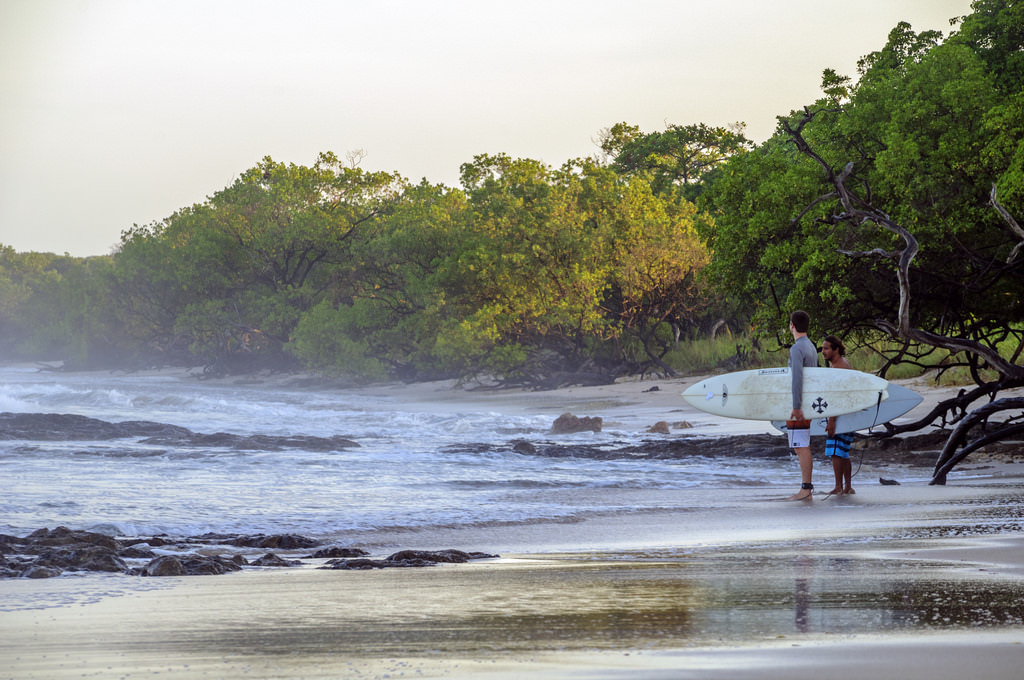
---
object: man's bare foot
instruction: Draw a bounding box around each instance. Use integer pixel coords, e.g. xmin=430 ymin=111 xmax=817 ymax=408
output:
xmin=844 ymin=487 xmax=855 ymax=494
xmin=826 ymin=487 xmax=842 ymax=495
xmin=787 ymin=490 xmax=813 ymax=501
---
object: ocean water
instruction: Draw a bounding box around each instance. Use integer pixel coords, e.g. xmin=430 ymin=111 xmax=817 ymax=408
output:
xmin=2 ymin=364 xmax=815 ymax=543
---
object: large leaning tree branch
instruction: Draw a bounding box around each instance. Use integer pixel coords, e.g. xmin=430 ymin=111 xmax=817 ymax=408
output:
xmin=991 ymin=184 xmax=1024 ymax=264
xmin=931 ymin=397 xmax=1024 ymax=484
xmin=782 ymin=108 xmax=1024 ymax=482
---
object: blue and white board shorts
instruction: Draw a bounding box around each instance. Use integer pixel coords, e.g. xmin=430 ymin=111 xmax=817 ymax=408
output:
xmin=826 ymin=434 xmax=855 ymax=459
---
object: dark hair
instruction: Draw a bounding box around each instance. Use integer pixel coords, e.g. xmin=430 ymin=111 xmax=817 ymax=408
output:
xmin=790 ymin=310 xmax=810 ymax=334
xmin=823 ymin=334 xmax=846 ymax=356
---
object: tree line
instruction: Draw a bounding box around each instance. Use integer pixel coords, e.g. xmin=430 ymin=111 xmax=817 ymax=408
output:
xmin=1 ymin=150 xmax=726 ymax=385
xmin=2 ymin=2 xmax=1022 ymax=467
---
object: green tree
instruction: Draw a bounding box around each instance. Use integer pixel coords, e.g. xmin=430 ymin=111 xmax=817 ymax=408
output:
xmin=112 ymin=204 xmax=234 ymax=366
xmin=290 ymin=180 xmax=473 ymax=380
xmin=0 ymin=247 xmax=121 ymax=366
xmin=701 ymin=1 xmax=1024 ymax=480
xmin=111 ymin=153 xmax=406 ymax=373
xmin=601 ymin=122 xmax=752 ymax=200
xmin=575 ymin=161 xmax=712 ymax=374
xmin=451 ymin=154 xmax=613 ymax=384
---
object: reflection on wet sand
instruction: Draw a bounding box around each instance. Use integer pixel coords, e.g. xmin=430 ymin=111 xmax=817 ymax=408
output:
xmin=6 ymin=545 xmax=1022 ymax=665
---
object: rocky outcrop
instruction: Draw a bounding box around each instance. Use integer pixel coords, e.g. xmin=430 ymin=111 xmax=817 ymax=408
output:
xmin=250 ymin=553 xmax=302 ymax=568
xmin=0 ymin=413 xmax=190 ymax=441
xmin=550 ymin=413 xmax=603 ymax=434
xmin=0 ymin=412 xmax=358 ymax=450
xmin=308 ymin=547 xmax=370 ymax=558
xmin=0 ymin=526 xmax=497 ymax=579
xmin=447 ymin=431 xmax=950 ymax=465
xmin=140 ymin=555 xmax=188 ymax=576
xmin=228 ymin=534 xmax=322 ymax=549
xmin=321 ymin=549 xmax=499 ymax=570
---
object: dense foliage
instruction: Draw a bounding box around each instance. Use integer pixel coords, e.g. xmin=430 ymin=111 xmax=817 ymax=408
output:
xmin=697 ymin=0 xmax=1024 ymax=481
xmin=702 ymin=4 xmax=1023 ymax=359
xmin=1 ymin=152 xmax=721 ymax=384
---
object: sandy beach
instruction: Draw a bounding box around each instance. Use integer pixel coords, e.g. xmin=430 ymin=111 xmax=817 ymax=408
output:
xmin=3 ymin=373 xmax=1024 ymax=679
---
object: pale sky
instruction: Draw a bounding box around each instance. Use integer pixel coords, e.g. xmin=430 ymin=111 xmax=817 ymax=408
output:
xmin=1 ymin=0 xmax=973 ymax=257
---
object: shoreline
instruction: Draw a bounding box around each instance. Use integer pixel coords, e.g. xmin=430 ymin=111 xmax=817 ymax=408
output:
xmin=3 ymin=536 xmax=1023 ymax=680
xmin=4 ymin=366 xmax=1024 ymax=678
xmin=4 ymin=475 xmax=1024 ymax=679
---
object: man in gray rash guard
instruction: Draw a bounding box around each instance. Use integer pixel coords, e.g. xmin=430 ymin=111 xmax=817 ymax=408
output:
xmin=787 ymin=310 xmax=818 ymax=500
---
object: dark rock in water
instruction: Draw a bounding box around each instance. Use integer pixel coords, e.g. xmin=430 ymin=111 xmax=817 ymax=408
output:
xmin=322 ymin=557 xmax=390 ymax=570
xmin=141 ymin=555 xmax=186 ymax=577
xmin=647 ymin=421 xmax=671 ymax=434
xmin=140 ymin=554 xmax=246 ymax=577
xmin=321 ymin=549 xmax=499 ymax=570
xmin=228 ymin=534 xmax=322 ymax=550
xmin=250 ymin=553 xmax=299 ymax=569
xmin=68 ymin=547 xmax=129 ymax=573
xmin=141 ymin=432 xmax=360 ymax=451
xmin=0 ymin=412 xmax=358 ymax=451
xmin=386 ymin=549 xmax=496 ymax=563
xmin=185 ymin=532 xmax=322 ymax=549
xmin=550 ymin=413 xmax=603 ymax=434
xmin=446 ymin=431 xmax=951 ymax=465
xmin=22 ymin=545 xmax=128 ymax=575
xmin=22 ymin=564 xmax=63 ymax=579
xmin=188 ymin=532 xmax=243 ymax=545
xmin=511 ymin=434 xmax=793 ymax=461
xmin=1 ymin=527 xmax=496 ymax=579
xmin=512 ymin=440 xmax=537 ymax=454
xmin=175 ymin=555 xmax=245 ymax=576
xmin=0 ymin=413 xmax=192 ymax=440
xmin=252 ymin=553 xmax=303 ymax=569
xmin=2 ymin=528 xmax=133 ymax=577
xmin=26 ymin=526 xmax=119 ymax=551
xmin=121 ymin=535 xmax=174 ymax=548
xmin=879 ymin=477 xmax=901 ymax=485
xmin=307 ymin=546 xmax=369 ymax=558
xmin=643 ymin=386 xmax=660 ymax=393
xmin=118 ymin=545 xmax=157 ymax=559
xmin=450 ymin=433 xmax=795 ymax=461
xmin=0 ymin=533 xmax=24 ymax=549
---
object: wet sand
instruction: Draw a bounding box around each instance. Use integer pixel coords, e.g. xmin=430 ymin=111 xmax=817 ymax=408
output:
xmin=3 ymin=374 xmax=1024 ymax=679
xmin=4 ymin=476 xmax=1024 ymax=680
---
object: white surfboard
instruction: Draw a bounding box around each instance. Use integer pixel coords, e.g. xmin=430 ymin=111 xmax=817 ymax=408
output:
xmin=770 ymin=383 xmax=922 ymax=436
xmin=681 ymin=367 xmax=888 ymax=421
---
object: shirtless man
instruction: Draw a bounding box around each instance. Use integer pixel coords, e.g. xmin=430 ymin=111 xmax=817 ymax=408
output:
xmin=787 ymin=310 xmax=818 ymax=501
xmin=822 ymin=335 xmax=855 ymax=494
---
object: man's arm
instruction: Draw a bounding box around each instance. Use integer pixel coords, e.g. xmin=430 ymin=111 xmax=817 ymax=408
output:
xmin=790 ymin=345 xmax=805 ymax=420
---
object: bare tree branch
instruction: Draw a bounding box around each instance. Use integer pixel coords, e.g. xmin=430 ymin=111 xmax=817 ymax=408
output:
xmin=990 ymin=184 xmax=1024 ymax=264
xmin=930 ymin=397 xmax=1024 ymax=484
xmin=785 ymin=108 xmax=1024 ymax=381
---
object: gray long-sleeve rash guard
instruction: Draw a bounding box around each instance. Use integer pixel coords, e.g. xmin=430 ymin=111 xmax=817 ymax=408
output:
xmin=789 ymin=336 xmax=819 ymax=410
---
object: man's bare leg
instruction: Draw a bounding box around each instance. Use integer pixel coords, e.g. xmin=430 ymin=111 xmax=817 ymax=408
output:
xmin=788 ymin=446 xmax=813 ymax=500
xmin=828 ymin=455 xmax=844 ymax=495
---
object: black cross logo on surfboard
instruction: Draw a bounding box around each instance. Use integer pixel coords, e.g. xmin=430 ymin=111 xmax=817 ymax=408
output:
xmin=812 ymin=397 xmax=828 ymax=414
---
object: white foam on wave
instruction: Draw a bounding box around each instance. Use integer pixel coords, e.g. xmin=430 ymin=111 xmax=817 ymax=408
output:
xmin=0 ymin=365 xmax=801 ymax=542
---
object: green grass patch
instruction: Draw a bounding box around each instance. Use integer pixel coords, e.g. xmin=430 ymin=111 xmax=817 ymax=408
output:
xmin=664 ymin=331 xmax=1021 ymax=385
xmin=664 ymin=332 xmax=779 ymax=374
